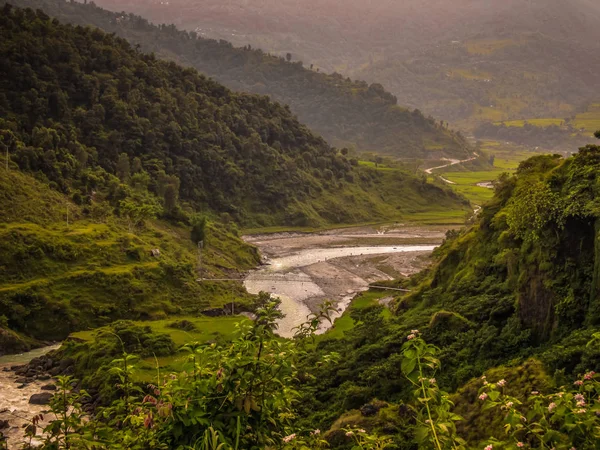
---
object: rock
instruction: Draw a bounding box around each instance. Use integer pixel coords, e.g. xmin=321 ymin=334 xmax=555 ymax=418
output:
xmin=41 ymin=384 xmax=57 ymax=391
xmin=25 ymin=370 xmax=37 ymax=378
xmin=44 ymin=359 xmax=54 ymax=370
xmin=10 ymin=365 xmax=25 ymax=371
xmin=59 ymin=358 xmax=73 ymax=370
xmin=2 ymin=367 xmax=11 ymax=372
xmin=0 ymin=419 xmax=9 ymax=429
xmin=37 ymin=374 xmax=51 ymax=381
xmin=29 ymin=393 xmax=53 ymax=405
xmin=360 ymin=403 xmax=380 ymax=417
xmin=17 ymin=384 xmax=28 ymax=389
xmin=15 ymin=377 xmax=31 ymax=384
xmin=48 ymin=366 xmax=61 ymax=376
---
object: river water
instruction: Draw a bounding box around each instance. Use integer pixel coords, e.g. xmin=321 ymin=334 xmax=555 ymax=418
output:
xmin=244 ymin=242 xmax=436 ymax=337
xmin=0 ymin=345 xmax=60 ymax=449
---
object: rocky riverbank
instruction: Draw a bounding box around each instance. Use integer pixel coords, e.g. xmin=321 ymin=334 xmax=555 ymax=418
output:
xmin=0 ymin=346 xmax=86 ymax=449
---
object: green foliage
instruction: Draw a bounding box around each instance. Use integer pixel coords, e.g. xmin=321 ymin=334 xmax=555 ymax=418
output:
xmin=401 ymin=331 xmax=465 ymax=450
xmin=0 ymin=168 xmax=259 ymax=345
xmin=295 ymin=148 xmax=600 ymax=440
xmin=19 ymin=300 xmax=347 ymax=450
xmin=191 ymin=215 xmax=207 ymax=245
xmin=479 ymin=371 xmax=600 ymax=449
xmin=0 ymin=4 xmax=468 ymax=231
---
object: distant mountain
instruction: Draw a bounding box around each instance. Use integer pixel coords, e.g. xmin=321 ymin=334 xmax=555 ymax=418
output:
xmin=4 ymin=0 xmax=472 ymax=160
xmin=89 ymin=0 xmax=600 ymax=131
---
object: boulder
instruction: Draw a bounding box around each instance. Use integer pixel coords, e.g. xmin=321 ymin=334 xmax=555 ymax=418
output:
xmin=29 ymin=393 xmax=53 ymax=405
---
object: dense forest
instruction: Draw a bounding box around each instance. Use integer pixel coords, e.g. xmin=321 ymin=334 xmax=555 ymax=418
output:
xmin=3 ymin=0 xmax=472 ymax=160
xmin=0 ymin=4 xmax=469 ymax=229
xmin=0 ymin=5 xmax=470 ymax=357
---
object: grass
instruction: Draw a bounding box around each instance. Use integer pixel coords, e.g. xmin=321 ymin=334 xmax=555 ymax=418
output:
xmin=319 ymin=290 xmax=392 ymax=340
xmin=0 ymin=168 xmax=260 ymax=341
xmin=465 ymin=39 xmax=518 ymax=55
xmin=449 ymin=68 xmax=492 ymax=81
xmin=357 ymin=160 xmax=400 ymax=172
xmin=71 ymin=315 xmax=248 ymax=381
xmin=434 ymin=143 xmax=547 ymax=205
xmin=495 ymin=118 xmax=564 ymax=128
xmin=573 ymin=103 xmax=600 ymax=133
xmin=71 ymin=315 xmax=245 ymax=346
xmin=488 ymin=103 xmax=600 ymax=135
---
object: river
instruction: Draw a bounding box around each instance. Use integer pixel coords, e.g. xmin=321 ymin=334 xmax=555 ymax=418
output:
xmin=244 ymin=226 xmax=443 ymax=337
xmin=0 ymin=345 xmax=60 ymax=449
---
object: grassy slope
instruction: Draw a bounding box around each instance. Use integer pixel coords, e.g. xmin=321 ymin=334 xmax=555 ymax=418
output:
xmin=0 ymin=168 xmax=259 ymax=352
xmin=70 ymin=315 xmax=248 ymax=381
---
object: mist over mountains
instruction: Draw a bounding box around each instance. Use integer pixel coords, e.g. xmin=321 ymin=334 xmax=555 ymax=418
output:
xmin=92 ymin=0 xmax=600 ymax=128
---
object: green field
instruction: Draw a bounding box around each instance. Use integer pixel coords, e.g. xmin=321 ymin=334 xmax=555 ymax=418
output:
xmin=573 ymin=103 xmax=600 ymax=132
xmin=435 ymin=142 xmax=545 ymax=205
xmin=495 ymin=118 xmax=564 ymax=128
xmin=491 ymin=103 xmax=600 ymax=134
xmin=71 ymin=315 xmax=248 ymax=381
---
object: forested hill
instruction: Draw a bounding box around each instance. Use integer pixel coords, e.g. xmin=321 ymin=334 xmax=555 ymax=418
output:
xmin=2 ymin=0 xmax=471 ymax=160
xmin=302 ymin=144 xmax=600 ymax=441
xmin=0 ymin=4 xmax=468 ymax=229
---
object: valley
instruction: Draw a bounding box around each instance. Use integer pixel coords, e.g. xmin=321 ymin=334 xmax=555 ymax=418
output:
xmin=1 ymin=1 xmax=600 ymax=448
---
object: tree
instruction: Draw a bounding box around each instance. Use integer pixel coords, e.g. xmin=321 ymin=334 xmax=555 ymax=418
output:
xmin=163 ymin=183 xmax=178 ymax=213
xmin=191 ymin=215 xmax=207 ymax=244
xmin=132 ymin=157 xmax=142 ymax=173
xmin=119 ymin=193 xmax=161 ymax=232
xmin=116 ymin=153 xmax=130 ymax=182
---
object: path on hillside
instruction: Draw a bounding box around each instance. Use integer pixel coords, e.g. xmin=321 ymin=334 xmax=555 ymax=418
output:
xmin=424 ymin=153 xmax=478 ymax=184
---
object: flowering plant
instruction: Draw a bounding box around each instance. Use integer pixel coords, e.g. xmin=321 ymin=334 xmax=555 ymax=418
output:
xmin=401 ymin=330 xmax=466 ymax=450
xmin=479 ymin=371 xmax=600 ymax=449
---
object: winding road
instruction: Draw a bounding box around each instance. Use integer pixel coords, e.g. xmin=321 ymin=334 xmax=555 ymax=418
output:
xmin=424 ymin=153 xmax=479 ymax=182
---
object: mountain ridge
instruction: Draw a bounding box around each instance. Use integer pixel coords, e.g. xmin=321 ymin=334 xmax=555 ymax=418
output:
xmin=3 ymin=0 xmax=472 ymax=160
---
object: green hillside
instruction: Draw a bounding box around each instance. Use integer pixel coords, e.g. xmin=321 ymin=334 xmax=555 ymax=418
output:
xmin=0 ymin=168 xmax=259 ymax=355
xmin=299 ymin=145 xmax=600 ymax=443
xmin=3 ymin=0 xmax=472 ymax=160
xmin=0 ymin=5 xmax=469 ymax=355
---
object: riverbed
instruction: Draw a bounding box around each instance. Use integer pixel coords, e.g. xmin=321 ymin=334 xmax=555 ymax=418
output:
xmin=0 ymin=345 xmax=60 ymax=449
xmin=243 ymin=225 xmax=445 ymax=337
